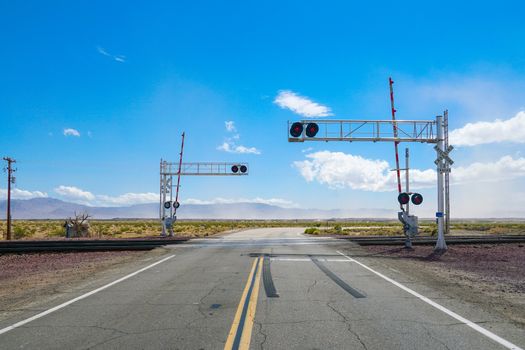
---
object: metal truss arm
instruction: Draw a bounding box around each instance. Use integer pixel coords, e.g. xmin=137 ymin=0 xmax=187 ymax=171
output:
xmin=160 ymin=162 xmax=249 ymax=176
xmin=288 ymin=119 xmax=437 ymax=143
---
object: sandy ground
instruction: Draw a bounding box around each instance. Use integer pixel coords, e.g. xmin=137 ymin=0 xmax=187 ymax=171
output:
xmin=0 ymin=249 xmax=168 ymax=321
xmin=364 ymin=243 xmax=525 ymax=326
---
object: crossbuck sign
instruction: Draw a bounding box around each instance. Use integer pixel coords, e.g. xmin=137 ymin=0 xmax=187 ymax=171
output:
xmin=434 ymin=145 xmax=454 ymax=173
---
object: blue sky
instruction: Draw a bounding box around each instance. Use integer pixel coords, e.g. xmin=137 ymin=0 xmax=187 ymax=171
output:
xmin=1 ymin=1 xmax=525 ymax=217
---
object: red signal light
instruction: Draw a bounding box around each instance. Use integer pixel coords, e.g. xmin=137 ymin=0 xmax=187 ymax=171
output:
xmin=290 ymin=122 xmax=303 ymax=137
xmin=397 ymin=192 xmax=410 ymax=205
xmin=411 ymin=193 xmax=423 ymax=205
xmin=231 ymin=165 xmax=239 ymax=173
xmin=305 ymin=123 xmax=319 ymax=137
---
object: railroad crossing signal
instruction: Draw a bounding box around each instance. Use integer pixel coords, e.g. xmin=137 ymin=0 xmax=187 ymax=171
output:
xmin=160 ymin=160 xmax=250 ymax=236
xmin=231 ymin=164 xmax=248 ymax=174
xmin=411 ymin=193 xmax=423 ymax=205
xmin=289 ymin=122 xmax=320 ymax=138
xmin=397 ymin=192 xmax=423 ymax=206
xmin=305 ymin=123 xmax=319 ymax=138
xmin=398 ymin=193 xmax=410 ymax=205
xmin=288 ymin=114 xmax=451 ymax=252
xmin=290 ymin=122 xmax=303 ymax=138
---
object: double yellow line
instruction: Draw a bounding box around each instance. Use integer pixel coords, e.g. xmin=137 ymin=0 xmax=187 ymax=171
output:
xmin=224 ymin=257 xmax=263 ymax=350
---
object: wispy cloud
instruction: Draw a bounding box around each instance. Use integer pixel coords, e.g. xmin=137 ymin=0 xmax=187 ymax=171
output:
xmin=217 ymin=120 xmax=261 ymax=154
xmin=63 ymin=128 xmax=80 ymax=137
xmin=293 ymin=151 xmax=525 ymax=192
xmin=97 ymin=46 xmax=126 ymax=63
xmin=274 ymin=90 xmax=333 ymax=117
xmin=217 ymin=142 xmax=261 ymax=154
xmin=225 ymin=121 xmax=236 ymax=132
xmin=450 ymin=111 xmax=525 ymax=146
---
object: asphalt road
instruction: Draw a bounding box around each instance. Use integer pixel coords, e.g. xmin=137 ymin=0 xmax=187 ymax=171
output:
xmin=0 ymin=228 xmax=523 ymax=349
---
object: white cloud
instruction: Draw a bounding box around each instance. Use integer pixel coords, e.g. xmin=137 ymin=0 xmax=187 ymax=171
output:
xmin=55 ymin=185 xmax=95 ymax=201
xmin=218 ymin=120 xmax=260 ymax=154
xmin=293 ymin=151 xmax=525 ymax=192
xmin=274 ymin=90 xmax=333 ymax=117
xmin=63 ymin=128 xmax=80 ymax=137
xmin=453 ymin=156 xmax=525 ymax=183
xmin=217 ymin=142 xmax=261 ymax=155
xmin=54 ymin=185 xmax=157 ymax=207
xmin=97 ymin=46 xmax=126 ymax=63
xmin=450 ymin=111 xmax=525 ymax=146
xmin=293 ymin=151 xmax=396 ymax=191
xmin=0 ymin=188 xmax=48 ymax=200
xmin=185 ymin=197 xmax=298 ymax=208
xmin=225 ymin=121 xmax=236 ymax=132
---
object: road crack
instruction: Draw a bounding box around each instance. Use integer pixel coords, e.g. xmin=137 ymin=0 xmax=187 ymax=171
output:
xmin=326 ymin=302 xmax=368 ymax=350
xmin=254 ymin=321 xmax=268 ymax=350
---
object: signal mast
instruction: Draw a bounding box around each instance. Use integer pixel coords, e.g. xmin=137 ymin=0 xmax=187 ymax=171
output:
xmin=287 ymin=79 xmax=453 ymax=251
xmin=159 ymin=133 xmax=249 ymax=236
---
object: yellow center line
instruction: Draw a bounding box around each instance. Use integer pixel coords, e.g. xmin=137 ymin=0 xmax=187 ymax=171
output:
xmin=224 ymin=257 xmax=263 ymax=350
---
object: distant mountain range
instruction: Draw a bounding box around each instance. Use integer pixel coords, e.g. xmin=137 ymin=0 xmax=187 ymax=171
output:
xmin=0 ymin=198 xmax=395 ymax=220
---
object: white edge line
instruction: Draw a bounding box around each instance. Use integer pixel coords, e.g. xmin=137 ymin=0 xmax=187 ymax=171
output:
xmin=336 ymin=251 xmax=523 ymax=350
xmin=0 ymin=254 xmax=175 ymax=336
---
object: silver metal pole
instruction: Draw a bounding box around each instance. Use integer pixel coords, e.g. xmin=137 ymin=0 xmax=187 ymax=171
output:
xmin=160 ymin=160 xmax=167 ymax=237
xmin=435 ymin=115 xmax=447 ymax=250
xmin=444 ymin=110 xmax=450 ymax=235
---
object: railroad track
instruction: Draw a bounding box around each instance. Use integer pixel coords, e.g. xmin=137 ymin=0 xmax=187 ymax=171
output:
xmin=338 ymin=234 xmax=525 ymax=246
xmin=1 ymin=235 xmax=524 ymax=253
xmin=0 ymin=238 xmax=189 ymax=253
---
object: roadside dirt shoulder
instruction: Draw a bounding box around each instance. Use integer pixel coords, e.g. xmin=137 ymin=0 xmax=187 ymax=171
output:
xmin=0 ymin=248 xmax=170 ymax=323
xmin=363 ymin=243 xmax=525 ymax=327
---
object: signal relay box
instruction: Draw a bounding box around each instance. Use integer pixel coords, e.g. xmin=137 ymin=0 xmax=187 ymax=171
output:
xmin=398 ymin=211 xmax=419 ymax=237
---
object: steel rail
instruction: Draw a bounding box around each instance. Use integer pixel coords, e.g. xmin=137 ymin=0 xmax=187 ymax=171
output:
xmin=335 ymin=235 xmax=525 ymax=246
xmin=0 ymin=238 xmax=189 ymax=253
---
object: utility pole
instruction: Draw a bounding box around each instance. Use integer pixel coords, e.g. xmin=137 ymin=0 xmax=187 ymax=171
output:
xmin=3 ymin=157 xmax=16 ymax=240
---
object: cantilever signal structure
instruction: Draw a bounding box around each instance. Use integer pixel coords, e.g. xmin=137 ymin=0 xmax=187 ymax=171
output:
xmin=159 ymin=133 xmax=249 ymax=236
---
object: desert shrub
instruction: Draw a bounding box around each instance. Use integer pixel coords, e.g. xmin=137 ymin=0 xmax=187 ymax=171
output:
xmin=334 ymin=224 xmax=342 ymax=232
xmin=49 ymin=226 xmax=65 ymax=237
xmin=304 ymin=227 xmax=320 ymax=235
xmin=13 ymin=225 xmax=32 ymax=239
